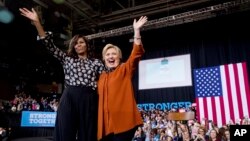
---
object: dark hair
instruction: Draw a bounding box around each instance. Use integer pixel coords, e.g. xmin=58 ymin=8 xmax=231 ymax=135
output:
xmin=66 ymin=34 xmax=94 ymax=58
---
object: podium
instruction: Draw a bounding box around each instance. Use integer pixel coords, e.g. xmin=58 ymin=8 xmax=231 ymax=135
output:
xmin=167 ymin=111 xmax=195 ymax=121
xmin=167 ymin=112 xmax=195 ymax=138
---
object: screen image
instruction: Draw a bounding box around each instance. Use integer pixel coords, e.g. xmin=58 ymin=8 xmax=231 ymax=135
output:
xmin=139 ymin=54 xmax=192 ymax=90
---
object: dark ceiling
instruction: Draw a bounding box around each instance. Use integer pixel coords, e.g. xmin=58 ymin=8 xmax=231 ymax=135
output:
xmin=1 ymin=0 xmax=250 ymax=83
xmin=31 ymin=0 xmax=250 ymax=38
xmin=2 ymin=0 xmax=250 ymax=39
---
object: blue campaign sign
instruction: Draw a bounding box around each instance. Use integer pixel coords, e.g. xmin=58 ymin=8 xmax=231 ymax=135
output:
xmin=21 ymin=111 xmax=57 ymax=127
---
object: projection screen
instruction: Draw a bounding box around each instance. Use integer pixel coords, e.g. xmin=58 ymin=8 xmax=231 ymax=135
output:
xmin=139 ymin=54 xmax=192 ymax=90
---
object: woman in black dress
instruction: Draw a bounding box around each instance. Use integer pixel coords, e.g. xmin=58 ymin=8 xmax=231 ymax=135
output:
xmin=19 ymin=8 xmax=104 ymax=141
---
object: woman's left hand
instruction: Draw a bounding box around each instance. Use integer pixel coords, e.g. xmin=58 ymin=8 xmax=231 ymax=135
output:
xmin=133 ymin=16 xmax=148 ymax=30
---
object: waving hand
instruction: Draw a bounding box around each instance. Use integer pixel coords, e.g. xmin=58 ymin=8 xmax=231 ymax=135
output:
xmin=19 ymin=8 xmax=40 ymax=23
xmin=19 ymin=8 xmax=45 ymax=37
xmin=133 ymin=16 xmax=148 ymax=45
xmin=133 ymin=16 xmax=148 ymax=30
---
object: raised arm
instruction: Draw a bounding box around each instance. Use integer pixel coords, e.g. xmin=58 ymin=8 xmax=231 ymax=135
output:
xmin=133 ymin=16 xmax=148 ymax=45
xmin=19 ymin=8 xmax=46 ymax=38
xmin=19 ymin=8 xmax=66 ymax=63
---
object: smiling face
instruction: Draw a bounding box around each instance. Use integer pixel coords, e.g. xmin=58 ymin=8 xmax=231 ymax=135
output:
xmin=102 ymin=44 xmax=122 ymax=69
xmin=104 ymin=48 xmax=120 ymax=68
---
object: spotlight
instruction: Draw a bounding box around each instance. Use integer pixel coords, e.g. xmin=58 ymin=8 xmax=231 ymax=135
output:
xmin=0 ymin=3 xmax=14 ymax=24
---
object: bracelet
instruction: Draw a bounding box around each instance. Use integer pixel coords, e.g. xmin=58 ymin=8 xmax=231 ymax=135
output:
xmin=134 ymin=36 xmax=141 ymax=39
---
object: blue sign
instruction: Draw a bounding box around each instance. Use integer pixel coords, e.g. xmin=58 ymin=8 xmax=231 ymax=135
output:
xmin=21 ymin=111 xmax=56 ymax=127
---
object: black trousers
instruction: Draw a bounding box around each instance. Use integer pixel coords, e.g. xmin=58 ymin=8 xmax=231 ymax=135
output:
xmin=54 ymin=86 xmax=98 ymax=141
xmin=100 ymin=127 xmax=138 ymax=141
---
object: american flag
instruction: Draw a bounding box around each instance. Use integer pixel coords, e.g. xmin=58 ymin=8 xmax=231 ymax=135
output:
xmin=193 ymin=62 xmax=250 ymax=127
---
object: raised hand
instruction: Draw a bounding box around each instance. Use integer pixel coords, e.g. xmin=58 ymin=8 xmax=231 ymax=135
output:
xmin=19 ymin=8 xmax=40 ymax=23
xmin=19 ymin=8 xmax=46 ymax=37
xmin=133 ymin=16 xmax=148 ymax=30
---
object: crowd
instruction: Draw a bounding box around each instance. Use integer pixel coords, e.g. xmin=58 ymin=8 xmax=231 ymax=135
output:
xmin=1 ymin=90 xmax=59 ymax=113
xmin=2 ymin=93 xmax=250 ymax=141
xmin=132 ymin=108 xmax=250 ymax=141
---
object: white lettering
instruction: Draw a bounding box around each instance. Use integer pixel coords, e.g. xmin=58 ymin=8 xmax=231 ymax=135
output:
xmin=234 ymin=129 xmax=247 ymax=136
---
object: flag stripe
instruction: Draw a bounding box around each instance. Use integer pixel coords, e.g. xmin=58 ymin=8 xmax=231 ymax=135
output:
xmin=207 ymin=97 xmax=213 ymax=121
xmin=229 ymin=64 xmax=240 ymax=121
xmin=242 ymin=62 xmax=250 ymax=117
xmin=215 ymin=97 xmax=222 ymax=127
xmin=233 ymin=63 xmax=244 ymax=121
xmin=203 ymin=98 xmax=208 ymax=121
xmin=220 ymin=66 xmax=228 ymax=125
xmin=238 ymin=63 xmax=248 ymax=116
xmin=211 ymin=96 xmax=217 ymax=125
xmin=225 ymin=64 xmax=235 ymax=123
xmin=196 ymin=98 xmax=201 ymax=122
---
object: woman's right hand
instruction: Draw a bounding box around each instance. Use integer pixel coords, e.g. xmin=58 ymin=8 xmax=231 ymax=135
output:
xmin=19 ymin=8 xmax=46 ymax=37
xmin=19 ymin=8 xmax=40 ymax=23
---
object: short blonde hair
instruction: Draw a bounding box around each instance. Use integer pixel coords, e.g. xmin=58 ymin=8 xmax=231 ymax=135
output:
xmin=102 ymin=44 xmax=122 ymax=60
